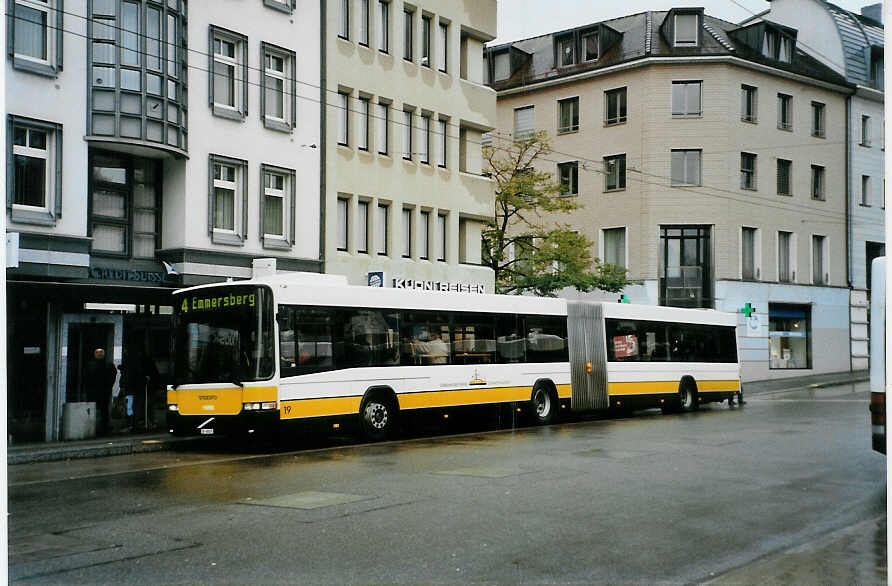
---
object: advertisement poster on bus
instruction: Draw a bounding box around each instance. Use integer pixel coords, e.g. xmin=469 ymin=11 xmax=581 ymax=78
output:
xmin=613 ymin=335 xmax=639 ymax=358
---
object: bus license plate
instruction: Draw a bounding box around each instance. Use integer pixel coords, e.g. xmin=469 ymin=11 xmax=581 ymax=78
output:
xmin=201 ymin=428 xmax=214 ymax=435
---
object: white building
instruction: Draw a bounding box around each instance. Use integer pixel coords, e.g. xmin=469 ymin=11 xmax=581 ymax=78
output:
xmin=749 ymin=0 xmax=885 ymax=371
xmin=323 ymin=0 xmax=497 ymax=292
xmin=6 ymin=0 xmax=320 ymax=442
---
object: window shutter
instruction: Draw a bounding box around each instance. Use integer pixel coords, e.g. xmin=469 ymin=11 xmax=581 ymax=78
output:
xmin=514 ymin=106 xmax=534 ymax=138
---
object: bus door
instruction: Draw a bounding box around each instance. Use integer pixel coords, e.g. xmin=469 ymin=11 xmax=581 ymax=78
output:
xmin=567 ymin=301 xmax=608 ymax=411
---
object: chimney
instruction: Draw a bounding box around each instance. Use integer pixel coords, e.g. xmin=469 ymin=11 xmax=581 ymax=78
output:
xmin=861 ymin=3 xmax=882 ymax=24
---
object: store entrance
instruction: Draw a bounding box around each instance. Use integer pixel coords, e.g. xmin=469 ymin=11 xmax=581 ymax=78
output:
xmin=65 ymin=324 xmax=115 ymax=403
xmin=122 ymin=314 xmax=172 ymax=432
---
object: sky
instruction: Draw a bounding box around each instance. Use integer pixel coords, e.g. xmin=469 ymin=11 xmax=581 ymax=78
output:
xmin=491 ymin=0 xmax=883 ymax=45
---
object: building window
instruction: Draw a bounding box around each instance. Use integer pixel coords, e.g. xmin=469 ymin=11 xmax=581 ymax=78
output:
xmin=90 ymin=153 xmax=161 ymax=258
xmin=557 ymin=35 xmax=575 ymax=66
xmin=209 ymin=155 xmax=247 ymax=245
xmin=210 ymin=27 xmax=248 ymax=120
xmin=493 ymin=52 xmax=509 ymax=81
xmin=605 ymin=87 xmax=627 ymax=125
xmin=741 ymin=85 xmax=757 ymax=122
xmin=604 ymin=154 xmax=626 ymax=191
xmin=357 ymin=200 xmax=369 ymax=253
xmin=264 ymin=0 xmax=294 ymax=13
xmin=674 ymin=13 xmax=698 ymax=47
xmin=378 ymin=0 xmax=389 ymax=53
xmin=513 ymin=105 xmax=534 ymax=140
xmin=557 ymin=97 xmax=579 ymax=133
xmin=777 ymin=93 xmax=792 ymax=131
xmin=861 ymin=115 xmax=871 ymax=146
xmin=769 ymin=304 xmax=811 ymax=369
xmin=376 ymin=101 xmax=389 ymax=155
xmin=358 ymin=0 xmax=369 ymax=45
xmin=862 ymin=175 xmax=871 ymax=206
xmin=763 ymin=30 xmax=792 ymax=63
xmin=337 ymin=91 xmax=349 ymax=146
xmin=811 ymin=101 xmax=825 ymax=137
xmin=437 ymin=118 xmax=447 ymax=167
xmin=403 ymin=7 xmax=413 ymax=61
xmin=402 ymin=207 xmax=412 ymax=257
xmin=671 ymin=81 xmax=701 ymax=116
xmin=436 ymin=212 xmax=447 ymax=261
xmin=336 ymin=198 xmax=348 ymax=251
xmin=261 ymin=43 xmax=296 ymax=132
xmin=776 ymin=159 xmax=792 ymax=195
xmin=558 ymin=161 xmax=578 ymax=195
xmin=338 ymin=0 xmax=349 ymax=39
xmin=419 ymin=114 xmax=430 ymax=164
xmin=603 ymin=227 xmax=626 ymax=267
xmin=402 ymin=109 xmax=413 ymax=160
xmin=438 ymin=22 xmax=448 ymax=72
xmin=659 ymin=225 xmax=712 ymax=308
xmin=358 ymin=97 xmax=370 ymax=151
xmin=9 ymin=0 xmax=63 ymax=75
xmin=741 ymin=226 xmax=759 ymax=280
xmin=778 ymin=230 xmax=794 ymax=282
xmin=740 ymin=152 xmax=757 ymax=190
xmin=9 ymin=118 xmax=62 ymax=225
xmin=671 ymin=149 xmax=701 ymax=186
xmin=419 ymin=210 xmax=430 ymax=259
xmin=421 ymin=15 xmax=431 ymax=67
xmin=261 ymin=165 xmax=295 ymax=248
xmin=811 ymin=165 xmax=825 ymax=200
xmin=376 ymin=203 xmax=389 ymax=255
xmin=582 ymin=31 xmax=599 ymax=61
xmin=812 ymin=234 xmax=827 ymax=284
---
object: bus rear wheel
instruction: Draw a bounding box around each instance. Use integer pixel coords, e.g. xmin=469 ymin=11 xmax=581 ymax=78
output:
xmin=678 ymin=382 xmax=698 ymax=412
xmin=530 ymin=385 xmax=557 ymax=425
xmin=360 ymin=396 xmax=397 ymax=441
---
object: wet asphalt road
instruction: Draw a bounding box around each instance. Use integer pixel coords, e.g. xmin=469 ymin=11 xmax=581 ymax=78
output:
xmin=9 ymin=382 xmax=886 ymax=584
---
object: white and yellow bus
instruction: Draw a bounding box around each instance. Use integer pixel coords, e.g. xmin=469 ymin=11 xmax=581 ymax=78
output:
xmin=167 ymin=272 xmax=741 ymax=439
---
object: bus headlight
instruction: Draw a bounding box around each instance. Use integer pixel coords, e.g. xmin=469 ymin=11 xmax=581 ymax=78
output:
xmin=244 ymin=402 xmax=277 ymax=411
xmin=262 ymin=402 xmax=277 ymax=410
xmin=168 ymin=404 xmax=178 ymax=412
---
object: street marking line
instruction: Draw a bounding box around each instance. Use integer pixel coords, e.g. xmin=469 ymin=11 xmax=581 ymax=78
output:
xmin=241 ymin=491 xmax=370 ymax=510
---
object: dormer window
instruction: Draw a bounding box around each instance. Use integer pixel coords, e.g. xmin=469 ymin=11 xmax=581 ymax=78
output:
xmin=493 ymin=52 xmax=510 ymax=81
xmin=762 ymin=27 xmax=793 ymax=63
xmin=674 ymin=13 xmax=698 ymax=46
xmin=558 ymin=36 xmax=575 ymax=66
xmin=582 ymin=31 xmax=599 ymax=61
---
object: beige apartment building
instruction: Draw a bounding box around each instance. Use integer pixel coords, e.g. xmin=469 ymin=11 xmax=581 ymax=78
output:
xmin=486 ymin=9 xmax=854 ymax=381
xmin=324 ymin=0 xmax=497 ymax=292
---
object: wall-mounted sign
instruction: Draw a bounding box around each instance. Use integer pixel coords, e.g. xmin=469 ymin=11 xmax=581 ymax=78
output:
xmin=392 ymin=278 xmax=486 ymax=294
xmin=89 ymin=267 xmax=166 ymax=283
xmin=368 ymin=271 xmax=385 ymax=287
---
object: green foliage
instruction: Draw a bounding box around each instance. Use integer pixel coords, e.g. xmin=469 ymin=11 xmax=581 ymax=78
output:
xmin=482 ymin=131 xmax=628 ymax=297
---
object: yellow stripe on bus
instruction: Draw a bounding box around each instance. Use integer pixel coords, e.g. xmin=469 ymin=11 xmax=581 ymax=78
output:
xmin=608 ymin=380 xmax=740 ymax=396
xmin=280 ymin=397 xmax=362 ymax=419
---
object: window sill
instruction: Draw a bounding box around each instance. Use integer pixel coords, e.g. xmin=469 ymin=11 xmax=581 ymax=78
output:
xmin=858 ymin=203 xmax=872 ymax=208
xmin=263 ymin=0 xmax=293 ymax=13
xmin=11 ymin=57 xmax=59 ymax=78
xmin=672 ymin=114 xmax=702 ymax=119
xmin=811 ymin=132 xmax=826 ymax=139
xmin=740 ymin=117 xmax=758 ymax=124
xmin=262 ymin=238 xmax=292 ymax=251
xmin=741 ymin=187 xmax=757 ymax=192
xmin=777 ymin=193 xmax=793 ymax=197
xmin=777 ymin=125 xmax=793 ymax=132
xmin=859 ymin=142 xmax=872 ymax=148
xmin=9 ymin=208 xmax=56 ymax=226
xmin=604 ymin=119 xmax=627 ymax=127
xmin=671 ymin=183 xmax=702 ymax=188
xmin=263 ymin=118 xmax=293 ymax=133
xmin=811 ymin=197 xmax=826 ymax=202
xmin=212 ymin=106 xmax=246 ymax=122
xmin=557 ymin=128 xmax=579 ymax=135
xmin=211 ymin=231 xmax=245 ymax=246
xmin=603 ymin=187 xmax=626 ymax=193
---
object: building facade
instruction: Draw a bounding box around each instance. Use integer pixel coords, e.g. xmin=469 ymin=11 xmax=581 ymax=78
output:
xmin=6 ymin=0 xmax=321 ymax=442
xmin=323 ymin=0 xmax=497 ymax=292
xmin=486 ymin=8 xmax=854 ymax=382
xmin=750 ymin=0 xmax=884 ymax=371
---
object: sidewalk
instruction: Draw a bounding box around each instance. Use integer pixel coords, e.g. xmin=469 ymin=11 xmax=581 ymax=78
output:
xmin=5 ymin=370 xmax=870 ymax=465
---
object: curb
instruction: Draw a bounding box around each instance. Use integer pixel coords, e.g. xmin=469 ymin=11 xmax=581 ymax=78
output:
xmin=8 ymin=435 xmax=204 ymax=465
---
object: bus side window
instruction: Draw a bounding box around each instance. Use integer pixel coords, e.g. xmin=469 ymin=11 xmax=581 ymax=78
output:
xmin=343 ymin=309 xmax=400 ymax=368
xmin=525 ymin=315 xmax=569 ymax=363
xmin=453 ymin=315 xmax=496 ymax=365
xmin=496 ymin=314 xmax=524 ymax=363
xmin=280 ymin=307 xmax=338 ymax=376
xmin=401 ymin=311 xmax=451 ymax=365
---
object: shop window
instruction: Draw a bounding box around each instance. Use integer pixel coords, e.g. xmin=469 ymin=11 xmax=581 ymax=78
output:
xmin=769 ymin=304 xmax=811 ymax=369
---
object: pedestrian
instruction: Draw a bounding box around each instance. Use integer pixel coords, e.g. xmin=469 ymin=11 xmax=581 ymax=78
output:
xmin=84 ymin=348 xmax=117 ymax=436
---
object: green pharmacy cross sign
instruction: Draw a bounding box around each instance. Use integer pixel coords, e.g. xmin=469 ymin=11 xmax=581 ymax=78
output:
xmin=618 ymin=294 xmax=630 ymax=304
xmin=740 ymin=302 xmax=756 ymax=317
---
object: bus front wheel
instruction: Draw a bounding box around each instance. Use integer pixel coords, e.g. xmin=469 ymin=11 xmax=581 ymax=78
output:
xmin=360 ymin=395 xmax=397 ymax=441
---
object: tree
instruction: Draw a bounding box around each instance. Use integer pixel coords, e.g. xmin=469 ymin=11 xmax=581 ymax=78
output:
xmin=482 ymin=131 xmax=628 ymax=297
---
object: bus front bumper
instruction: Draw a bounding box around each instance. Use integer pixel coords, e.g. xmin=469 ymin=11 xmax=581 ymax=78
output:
xmin=166 ymin=409 xmax=279 ymax=437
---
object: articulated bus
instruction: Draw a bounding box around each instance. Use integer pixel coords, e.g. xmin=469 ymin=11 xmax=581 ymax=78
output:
xmin=167 ymin=272 xmax=741 ymax=439
xmin=869 ymin=257 xmax=886 ymax=454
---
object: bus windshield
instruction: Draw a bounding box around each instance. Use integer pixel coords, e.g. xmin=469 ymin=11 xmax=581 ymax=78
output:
xmin=173 ymin=285 xmax=275 ymax=385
